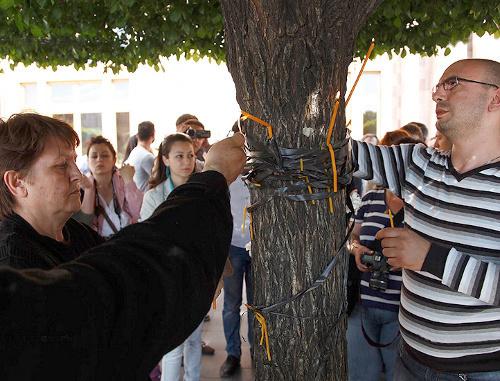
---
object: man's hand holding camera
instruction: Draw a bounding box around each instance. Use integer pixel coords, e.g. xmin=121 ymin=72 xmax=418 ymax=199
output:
xmin=349 ymin=240 xmax=371 ymax=272
xmin=375 ymin=227 xmax=431 ymax=271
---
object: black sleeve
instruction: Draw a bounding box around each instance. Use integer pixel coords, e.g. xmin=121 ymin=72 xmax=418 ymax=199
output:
xmin=0 ymin=170 xmax=232 ymax=380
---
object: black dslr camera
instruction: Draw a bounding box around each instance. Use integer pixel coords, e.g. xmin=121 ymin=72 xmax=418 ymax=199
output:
xmin=361 ymin=251 xmax=390 ymax=291
xmin=186 ymin=128 xmax=211 ymax=139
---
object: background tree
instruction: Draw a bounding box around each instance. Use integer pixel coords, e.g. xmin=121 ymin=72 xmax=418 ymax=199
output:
xmin=1 ymin=0 xmax=499 ymax=379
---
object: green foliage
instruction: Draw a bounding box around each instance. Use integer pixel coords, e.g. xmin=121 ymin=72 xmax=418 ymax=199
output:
xmin=355 ymin=0 xmax=500 ymax=60
xmin=363 ymin=111 xmax=377 ymax=135
xmin=0 ymin=0 xmax=498 ymax=72
xmin=0 ymin=0 xmax=225 ymax=73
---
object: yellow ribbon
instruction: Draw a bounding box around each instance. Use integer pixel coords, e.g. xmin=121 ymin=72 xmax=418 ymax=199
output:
xmin=241 ymin=111 xmax=273 ymax=139
xmin=327 ymin=144 xmax=338 ymax=192
xmin=300 ymin=158 xmax=315 ymax=205
xmin=246 ymin=304 xmax=271 ymax=361
xmin=388 ymin=209 xmax=394 ymax=228
xmin=243 ymin=206 xmax=254 ymax=240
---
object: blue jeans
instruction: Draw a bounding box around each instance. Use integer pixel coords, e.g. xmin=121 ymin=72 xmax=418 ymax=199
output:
xmin=161 ymin=322 xmax=202 ymax=381
xmin=395 ymin=342 xmax=500 ymax=381
xmin=222 ymin=245 xmax=253 ymax=358
xmin=347 ymin=303 xmax=400 ymax=381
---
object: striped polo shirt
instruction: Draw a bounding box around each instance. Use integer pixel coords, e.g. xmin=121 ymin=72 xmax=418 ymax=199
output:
xmin=354 ymin=188 xmax=402 ymax=313
xmin=352 ymin=140 xmax=500 ymax=373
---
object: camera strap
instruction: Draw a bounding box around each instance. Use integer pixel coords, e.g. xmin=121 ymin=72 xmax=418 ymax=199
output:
xmin=359 ymin=296 xmax=400 ymax=348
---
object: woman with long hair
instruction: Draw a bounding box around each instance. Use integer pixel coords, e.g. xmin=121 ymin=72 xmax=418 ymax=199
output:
xmin=77 ymin=136 xmax=143 ymax=237
xmin=140 ymin=133 xmax=201 ymax=381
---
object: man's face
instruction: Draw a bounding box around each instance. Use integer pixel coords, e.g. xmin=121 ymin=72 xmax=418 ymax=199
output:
xmin=433 ymin=130 xmax=452 ymax=151
xmin=22 ymin=136 xmax=82 ymax=221
xmin=432 ymin=61 xmax=491 ymax=141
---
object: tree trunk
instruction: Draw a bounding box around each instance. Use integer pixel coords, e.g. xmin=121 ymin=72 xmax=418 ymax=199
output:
xmin=220 ymin=1 xmax=383 ymax=379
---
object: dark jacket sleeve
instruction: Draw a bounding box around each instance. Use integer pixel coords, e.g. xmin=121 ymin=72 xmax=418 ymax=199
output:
xmin=0 ymin=171 xmax=232 ymax=380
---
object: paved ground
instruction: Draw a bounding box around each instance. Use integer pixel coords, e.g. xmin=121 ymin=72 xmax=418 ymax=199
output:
xmin=181 ymin=288 xmax=255 ymax=381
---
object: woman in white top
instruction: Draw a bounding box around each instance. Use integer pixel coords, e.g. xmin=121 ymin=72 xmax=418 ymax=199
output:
xmin=141 ymin=133 xmax=200 ymax=381
xmin=78 ymin=136 xmax=143 ymax=237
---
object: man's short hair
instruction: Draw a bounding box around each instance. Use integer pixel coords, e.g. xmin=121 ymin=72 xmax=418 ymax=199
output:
xmin=400 ymin=123 xmax=424 ymax=141
xmin=137 ymin=121 xmax=155 ymax=141
xmin=175 ymin=114 xmax=198 ymax=126
xmin=0 ymin=113 xmax=80 ymax=218
xmin=184 ymin=119 xmax=205 ymax=130
xmin=478 ymin=59 xmax=500 ymax=87
xmin=411 ymin=122 xmax=428 ymax=140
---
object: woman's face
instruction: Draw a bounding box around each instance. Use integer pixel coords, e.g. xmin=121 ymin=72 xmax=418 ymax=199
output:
xmin=162 ymin=141 xmax=196 ymax=180
xmin=88 ymin=143 xmax=116 ymax=177
xmin=22 ymin=135 xmax=82 ymax=221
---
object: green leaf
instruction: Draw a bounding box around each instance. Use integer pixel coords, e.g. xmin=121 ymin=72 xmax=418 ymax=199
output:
xmin=197 ymin=27 xmax=206 ymax=38
xmin=394 ymin=17 xmax=402 ymax=27
xmin=0 ymin=0 xmax=14 ymax=11
xmin=170 ymin=8 xmax=182 ymax=22
xmin=444 ymin=47 xmax=451 ymax=56
xmin=36 ymin=0 xmax=47 ymax=8
xmin=52 ymin=8 xmax=62 ymax=20
xmin=30 ymin=24 xmax=44 ymax=37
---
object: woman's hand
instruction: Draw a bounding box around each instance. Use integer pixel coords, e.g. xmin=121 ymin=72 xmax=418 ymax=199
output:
xmin=80 ymin=174 xmax=94 ymax=192
xmin=349 ymin=240 xmax=372 ymax=272
xmin=120 ymin=164 xmax=135 ymax=185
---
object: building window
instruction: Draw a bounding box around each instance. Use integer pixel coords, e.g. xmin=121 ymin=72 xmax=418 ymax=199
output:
xmin=53 ymin=114 xmax=74 ymax=127
xmin=23 ymin=83 xmax=38 ymax=106
xmin=114 ymin=81 xmax=129 ymax=102
xmin=80 ymin=82 xmax=102 ymax=103
xmin=347 ymin=71 xmax=381 ymax=138
xmin=81 ymin=113 xmax=102 ymax=144
xmin=359 ymin=73 xmax=380 ymax=135
xmin=116 ymin=112 xmax=130 ymax=163
xmin=51 ymin=83 xmax=74 ymax=103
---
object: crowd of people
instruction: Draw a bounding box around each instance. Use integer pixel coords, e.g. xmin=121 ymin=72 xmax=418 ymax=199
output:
xmin=0 ymin=58 xmax=499 ymax=381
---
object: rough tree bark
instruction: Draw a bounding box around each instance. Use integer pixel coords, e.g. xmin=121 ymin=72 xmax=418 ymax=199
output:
xmin=220 ymin=1 xmax=383 ymax=379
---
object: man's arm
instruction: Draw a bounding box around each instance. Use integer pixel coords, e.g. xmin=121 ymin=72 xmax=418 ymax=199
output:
xmin=352 ymin=140 xmax=416 ymax=198
xmin=376 ymin=227 xmax=500 ymax=306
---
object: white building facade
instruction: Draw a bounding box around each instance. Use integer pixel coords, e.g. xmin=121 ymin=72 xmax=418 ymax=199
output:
xmin=0 ymin=33 xmax=498 ymax=158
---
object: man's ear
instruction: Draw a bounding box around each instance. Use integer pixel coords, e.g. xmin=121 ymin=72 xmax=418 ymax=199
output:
xmin=3 ymin=170 xmax=28 ymax=198
xmin=488 ymin=88 xmax=500 ymax=112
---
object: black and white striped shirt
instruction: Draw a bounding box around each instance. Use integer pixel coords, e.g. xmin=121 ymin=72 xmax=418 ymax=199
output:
xmin=352 ymin=140 xmax=500 ymax=373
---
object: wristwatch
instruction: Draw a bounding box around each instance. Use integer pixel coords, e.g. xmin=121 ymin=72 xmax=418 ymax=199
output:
xmin=350 ymin=241 xmax=358 ymax=252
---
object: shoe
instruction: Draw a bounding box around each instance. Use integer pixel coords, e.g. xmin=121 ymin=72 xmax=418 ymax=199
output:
xmin=201 ymin=341 xmax=215 ymax=355
xmin=220 ymin=355 xmax=240 ymax=378
xmin=203 ymin=315 xmax=211 ymax=322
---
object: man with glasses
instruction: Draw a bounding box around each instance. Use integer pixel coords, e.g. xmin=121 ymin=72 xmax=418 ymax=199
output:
xmin=352 ymin=59 xmax=500 ymax=380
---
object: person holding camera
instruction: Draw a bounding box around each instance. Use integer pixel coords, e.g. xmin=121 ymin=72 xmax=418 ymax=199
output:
xmin=347 ymin=131 xmax=411 ymax=381
xmin=176 ymin=116 xmax=212 ymax=163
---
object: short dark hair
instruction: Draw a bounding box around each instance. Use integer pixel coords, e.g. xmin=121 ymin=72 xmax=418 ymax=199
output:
xmin=87 ymin=136 xmax=117 ymax=159
xmin=400 ymin=123 xmax=424 ymax=141
xmin=380 ymin=129 xmax=410 ymax=146
xmin=137 ymin=121 xmax=155 ymax=141
xmin=175 ymin=114 xmax=198 ymax=126
xmin=0 ymin=113 xmax=80 ymax=218
xmin=123 ymin=135 xmax=138 ymax=162
xmin=410 ymin=122 xmax=428 ymax=140
xmin=185 ymin=119 xmax=205 ymax=130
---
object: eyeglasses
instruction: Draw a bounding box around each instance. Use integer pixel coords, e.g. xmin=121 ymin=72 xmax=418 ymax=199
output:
xmin=432 ymin=76 xmax=499 ymax=94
